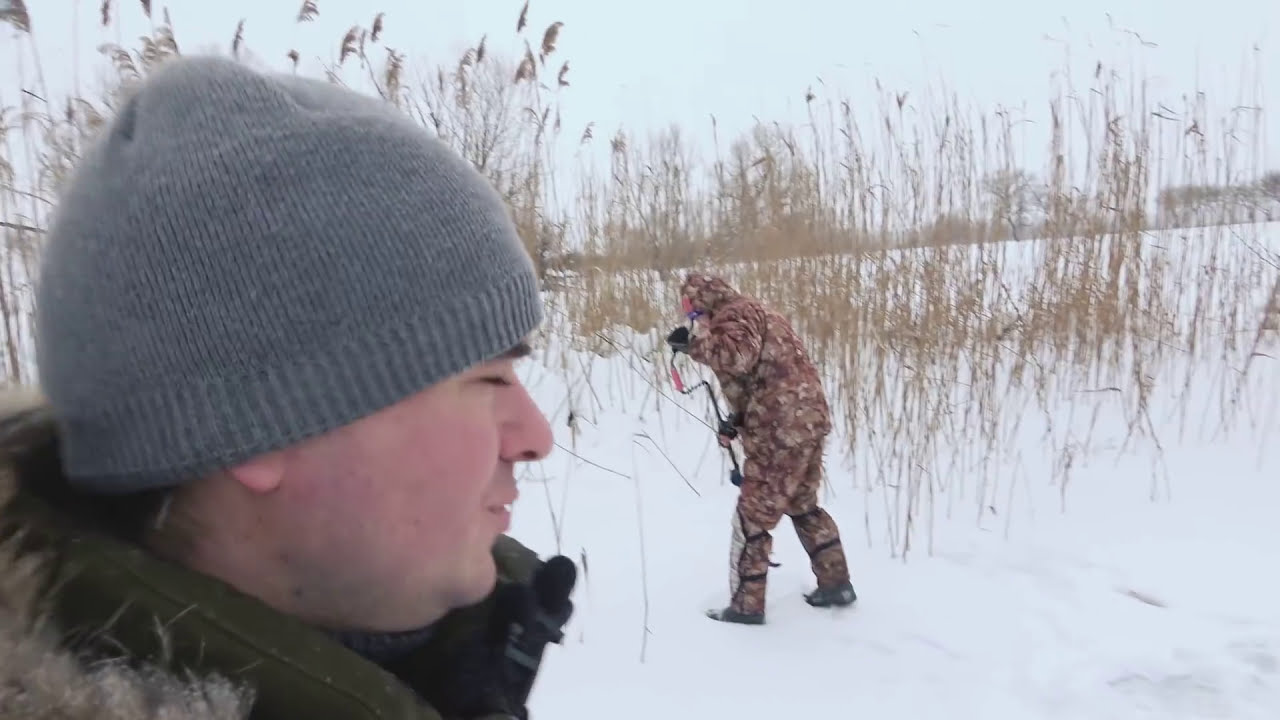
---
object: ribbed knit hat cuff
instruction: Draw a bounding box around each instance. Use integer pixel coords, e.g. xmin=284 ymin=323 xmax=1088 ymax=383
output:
xmin=56 ymin=270 xmax=543 ymax=492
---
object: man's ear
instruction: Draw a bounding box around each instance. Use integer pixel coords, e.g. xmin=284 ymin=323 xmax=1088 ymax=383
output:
xmin=226 ymin=450 xmax=286 ymax=494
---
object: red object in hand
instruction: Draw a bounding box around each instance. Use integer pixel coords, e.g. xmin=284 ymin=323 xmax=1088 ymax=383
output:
xmin=669 ymin=364 xmax=685 ymax=392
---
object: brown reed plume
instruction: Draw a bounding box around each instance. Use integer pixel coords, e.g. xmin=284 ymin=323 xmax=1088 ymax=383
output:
xmin=2 ymin=1 xmax=1276 ymax=558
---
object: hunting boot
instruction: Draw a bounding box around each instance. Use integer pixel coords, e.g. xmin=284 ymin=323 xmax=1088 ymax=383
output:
xmin=791 ymin=506 xmax=857 ymax=609
xmin=709 ymin=510 xmax=770 ymax=625
xmin=804 ymin=580 xmax=857 ymax=608
xmin=707 ymin=564 xmax=768 ymax=625
xmin=705 ymin=606 xmax=765 ymax=625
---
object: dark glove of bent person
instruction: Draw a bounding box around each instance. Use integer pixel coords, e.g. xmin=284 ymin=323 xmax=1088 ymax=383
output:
xmin=666 ymin=325 xmax=690 ymax=352
xmin=719 ymin=411 xmax=744 ymax=438
xmin=394 ymin=556 xmax=577 ymax=719
xmin=716 ymin=416 xmax=739 ymax=440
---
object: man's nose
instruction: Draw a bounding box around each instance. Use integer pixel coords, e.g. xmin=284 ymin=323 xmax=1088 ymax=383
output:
xmin=503 ymin=383 xmax=553 ymax=462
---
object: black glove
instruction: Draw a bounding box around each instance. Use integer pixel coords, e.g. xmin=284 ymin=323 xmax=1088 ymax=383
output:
xmin=716 ymin=417 xmax=738 ymax=440
xmin=666 ymin=325 xmax=690 ymax=352
xmin=491 ymin=556 xmax=576 ymax=716
xmin=396 ymin=556 xmax=577 ymax=719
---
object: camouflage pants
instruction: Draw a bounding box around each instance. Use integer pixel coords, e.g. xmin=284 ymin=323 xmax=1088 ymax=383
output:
xmin=727 ymin=438 xmax=850 ymax=615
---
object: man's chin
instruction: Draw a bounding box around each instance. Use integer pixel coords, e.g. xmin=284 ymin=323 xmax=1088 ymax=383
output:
xmin=453 ymin=553 xmax=499 ymax=609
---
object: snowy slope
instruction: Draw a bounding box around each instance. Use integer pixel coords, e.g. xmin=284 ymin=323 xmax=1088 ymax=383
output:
xmin=510 ymin=228 xmax=1280 ymax=719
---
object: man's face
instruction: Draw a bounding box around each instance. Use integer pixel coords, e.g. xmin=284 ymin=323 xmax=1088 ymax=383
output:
xmin=236 ymin=343 xmax=552 ymax=631
xmin=681 ymin=294 xmax=708 ymax=326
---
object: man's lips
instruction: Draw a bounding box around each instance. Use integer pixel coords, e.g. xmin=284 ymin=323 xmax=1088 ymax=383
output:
xmin=488 ymin=502 xmax=512 ymax=531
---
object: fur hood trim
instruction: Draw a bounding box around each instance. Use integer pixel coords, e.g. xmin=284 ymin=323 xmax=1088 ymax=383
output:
xmin=0 ymin=386 xmax=254 ymax=720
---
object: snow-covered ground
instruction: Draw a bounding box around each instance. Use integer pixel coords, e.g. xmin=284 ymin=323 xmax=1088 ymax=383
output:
xmin=510 ymin=227 xmax=1280 ymax=719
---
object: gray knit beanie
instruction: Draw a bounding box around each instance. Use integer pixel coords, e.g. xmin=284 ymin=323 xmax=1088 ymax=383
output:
xmin=34 ymin=55 xmax=543 ymax=492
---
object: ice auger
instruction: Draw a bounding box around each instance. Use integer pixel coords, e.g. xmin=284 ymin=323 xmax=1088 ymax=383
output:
xmin=668 ymin=350 xmax=745 ymax=487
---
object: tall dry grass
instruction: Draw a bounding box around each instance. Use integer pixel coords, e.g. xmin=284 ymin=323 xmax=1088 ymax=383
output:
xmin=3 ymin=1 xmax=1278 ymax=556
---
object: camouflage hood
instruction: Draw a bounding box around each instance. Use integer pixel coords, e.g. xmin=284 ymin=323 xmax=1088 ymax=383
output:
xmin=0 ymin=387 xmax=253 ymax=720
xmin=680 ymin=273 xmax=743 ymax=315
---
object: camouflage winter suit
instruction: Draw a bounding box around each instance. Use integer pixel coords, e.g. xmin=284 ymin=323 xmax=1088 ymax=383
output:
xmin=680 ymin=274 xmax=851 ymax=617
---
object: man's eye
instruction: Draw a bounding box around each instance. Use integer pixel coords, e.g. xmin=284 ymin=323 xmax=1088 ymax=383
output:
xmin=482 ymin=376 xmax=513 ymax=386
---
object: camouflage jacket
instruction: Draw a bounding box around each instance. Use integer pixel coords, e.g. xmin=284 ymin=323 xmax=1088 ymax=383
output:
xmin=0 ymin=388 xmax=563 ymax=720
xmin=680 ymin=274 xmax=832 ymax=452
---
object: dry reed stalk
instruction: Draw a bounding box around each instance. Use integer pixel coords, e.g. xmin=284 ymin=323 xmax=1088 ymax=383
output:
xmin=2 ymin=2 xmax=1276 ymax=557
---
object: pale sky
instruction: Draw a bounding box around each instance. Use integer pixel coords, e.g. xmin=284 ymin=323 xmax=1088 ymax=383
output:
xmin=5 ymin=0 xmax=1279 ymax=195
